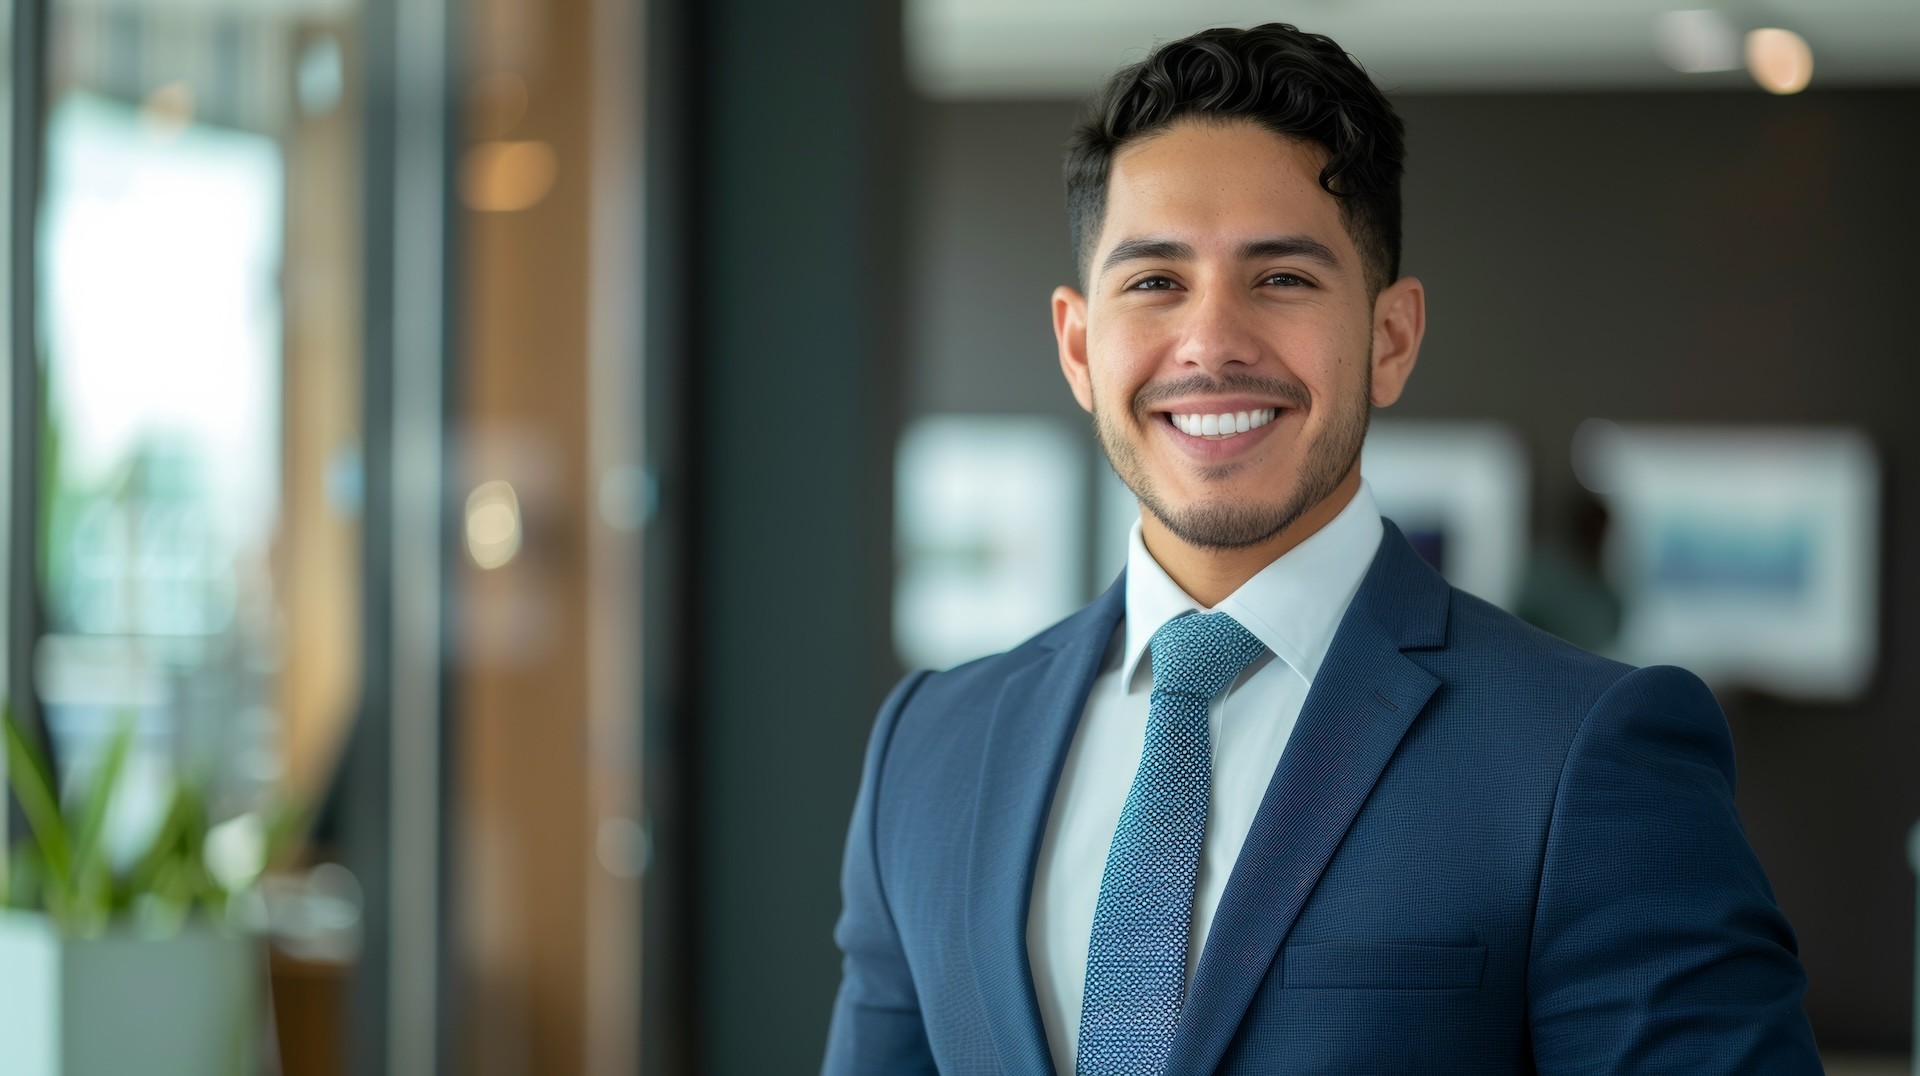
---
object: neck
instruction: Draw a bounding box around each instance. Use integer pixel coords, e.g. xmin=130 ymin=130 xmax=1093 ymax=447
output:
xmin=1140 ymin=469 xmax=1360 ymax=608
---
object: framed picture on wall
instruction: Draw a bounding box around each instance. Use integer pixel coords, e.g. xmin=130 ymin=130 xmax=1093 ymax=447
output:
xmin=1574 ymin=423 xmax=1880 ymax=702
xmin=894 ymin=414 xmax=1087 ymax=670
xmin=1360 ymin=420 xmax=1531 ymax=611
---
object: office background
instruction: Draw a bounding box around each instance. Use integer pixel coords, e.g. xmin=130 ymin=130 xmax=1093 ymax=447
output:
xmin=0 ymin=0 xmax=1914 ymax=1072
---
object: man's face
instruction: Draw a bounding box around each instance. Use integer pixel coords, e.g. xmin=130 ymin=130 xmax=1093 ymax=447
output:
xmin=1053 ymin=119 xmax=1423 ymax=555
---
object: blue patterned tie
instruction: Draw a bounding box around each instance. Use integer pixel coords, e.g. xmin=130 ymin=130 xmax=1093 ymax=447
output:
xmin=1076 ymin=612 xmax=1266 ymax=1075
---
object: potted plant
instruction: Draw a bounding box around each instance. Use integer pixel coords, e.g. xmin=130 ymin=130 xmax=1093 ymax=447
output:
xmin=0 ymin=711 xmax=299 ymax=1075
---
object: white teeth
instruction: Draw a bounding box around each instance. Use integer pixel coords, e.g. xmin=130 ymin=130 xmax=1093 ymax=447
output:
xmin=1171 ymin=408 xmax=1277 ymax=439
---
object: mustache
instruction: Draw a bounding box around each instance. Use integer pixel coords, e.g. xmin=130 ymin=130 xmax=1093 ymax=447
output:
xmin=1132 ymin=373 xmax=1310 ymax=414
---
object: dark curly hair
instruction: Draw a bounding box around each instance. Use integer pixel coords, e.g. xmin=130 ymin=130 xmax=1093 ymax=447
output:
xmin=1064 ymin=23 xmax=1405 ymax=295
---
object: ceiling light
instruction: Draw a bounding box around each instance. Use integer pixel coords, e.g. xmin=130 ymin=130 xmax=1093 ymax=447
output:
xmin=1746 ymin=28 xmax=1814 ymax=94
xmin=465 ymin=480 xmax=524 ymax=569
xmin=458 ymin=140 xmax=559 ymax=213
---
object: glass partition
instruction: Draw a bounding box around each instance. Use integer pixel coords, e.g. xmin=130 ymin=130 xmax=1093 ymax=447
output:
xmin=36 ymin=0 xmax=363 ymax=852
xmin=28 ymin=6 xmax=368 ymax=1069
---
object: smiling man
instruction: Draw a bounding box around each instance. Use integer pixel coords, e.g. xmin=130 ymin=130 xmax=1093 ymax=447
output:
xmin=1055 ymin=118 xmax=1419 ymax=608
xmin=824 ymin=23 xmax=1818 ymax=1075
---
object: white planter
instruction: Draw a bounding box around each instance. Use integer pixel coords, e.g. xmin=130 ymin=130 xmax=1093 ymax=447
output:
xmin=0 ymin=910 xmax=261 ymax=1076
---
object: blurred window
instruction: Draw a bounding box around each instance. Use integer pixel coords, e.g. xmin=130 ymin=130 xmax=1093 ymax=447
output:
xmin=35 ymin=0 xmax=363 ymax=854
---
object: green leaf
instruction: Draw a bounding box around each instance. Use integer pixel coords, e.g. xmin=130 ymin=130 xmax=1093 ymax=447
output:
xmin=125 ymin=780 xmax=193 ymax=898
xmin=260 ymin=798 xmax=312 ymax=873
xmin=6 ymin=700 xmax=309 ymax=934
xmin=141 ymin=855 xmax=193 ymax=937
xmin=4 ymin=712 xmax=74 ymax=913
xmin=68 ymin=715 xmax=135 ymax=927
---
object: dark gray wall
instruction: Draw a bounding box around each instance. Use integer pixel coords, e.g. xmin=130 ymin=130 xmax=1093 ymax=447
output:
xmin=909 ymin=103 xmax=1080 ymax=418
xmin=908 ymin=90 xmax=1920 ymax=1051
xmin=670 ymin=0 xmax=907 ymax=1071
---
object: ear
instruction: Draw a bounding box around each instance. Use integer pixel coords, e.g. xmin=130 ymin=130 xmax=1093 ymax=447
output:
xmin=1368 ymin=275 xmax=1425 ymax=408
xmin=1053 ymin=285 xmax=1094 ymax=413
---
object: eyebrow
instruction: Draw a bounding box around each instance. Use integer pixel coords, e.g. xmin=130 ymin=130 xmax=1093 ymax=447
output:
xmin=1100 ymin=234 xmax=1343 ymax=278
xmin=1241 ymin=236 xmax=1340 ymax=268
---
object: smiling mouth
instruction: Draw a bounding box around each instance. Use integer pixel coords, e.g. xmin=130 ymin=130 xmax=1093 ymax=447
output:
xmin=1166 ymin=407 xmax=1278 ymax=440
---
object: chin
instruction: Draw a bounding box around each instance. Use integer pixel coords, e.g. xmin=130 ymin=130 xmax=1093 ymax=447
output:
xmin=1147 ymin=495 xmax=1309 ymax=551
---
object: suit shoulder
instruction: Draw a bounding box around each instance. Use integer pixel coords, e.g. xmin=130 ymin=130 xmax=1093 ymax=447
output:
xmin=1409 ymin=588 xmax=1732 ymax=802
xmin=1434 ymin=582 xmax=1722 ymax=725
xmin=1443 ymin=585 xmax=1630 ymax=679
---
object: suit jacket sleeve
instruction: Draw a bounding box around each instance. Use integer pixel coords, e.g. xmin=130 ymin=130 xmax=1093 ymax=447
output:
xmin=1527 ymin=664 xmax=1821 ymax=1072
xmin=822 ymin=671 xmax=939 ymax=1076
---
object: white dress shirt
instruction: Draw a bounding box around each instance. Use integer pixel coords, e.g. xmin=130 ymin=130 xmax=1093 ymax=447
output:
xmin=1025 ymin=482 xmax=1384 ymax=1075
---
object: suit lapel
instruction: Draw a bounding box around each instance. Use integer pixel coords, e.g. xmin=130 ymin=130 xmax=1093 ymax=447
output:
xmin=1168 ymin=526 xmax=1448 ymax=1073
xmin=966 ymin=578 xmax=1125 ymax=1074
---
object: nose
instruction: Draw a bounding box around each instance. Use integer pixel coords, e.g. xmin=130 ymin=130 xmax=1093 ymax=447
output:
xmin=1169 ymin=283 xmax=1263 ymax=374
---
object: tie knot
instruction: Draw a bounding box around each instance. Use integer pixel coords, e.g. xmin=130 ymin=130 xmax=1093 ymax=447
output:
xmin=1148 ymin=612 xmax=1265 ymax=699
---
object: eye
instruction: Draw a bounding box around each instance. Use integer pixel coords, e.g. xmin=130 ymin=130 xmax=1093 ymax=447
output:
xmin=1126 ymin=274 xmax=1180 ymax=292
xmin=1261 ymin=272 xmax=1311 ymax=288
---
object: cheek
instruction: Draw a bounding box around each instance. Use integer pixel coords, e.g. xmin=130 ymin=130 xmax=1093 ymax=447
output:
xmin=1324 ymin=314 xmax=1376 ymax=381
xmin=1086 ymin=327 xmax=1153 ymax=392
xmin=1293 ymin=332 xmax=1373 ymax=419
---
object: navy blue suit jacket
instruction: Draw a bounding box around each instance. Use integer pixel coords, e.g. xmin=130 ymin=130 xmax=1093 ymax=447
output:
xmin=824 ymin=525 xmax=1818 ymax=1073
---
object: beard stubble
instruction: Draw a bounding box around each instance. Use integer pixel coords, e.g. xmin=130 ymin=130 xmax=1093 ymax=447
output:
xmin=1093 ymin=369 xmax=1371 ymax=551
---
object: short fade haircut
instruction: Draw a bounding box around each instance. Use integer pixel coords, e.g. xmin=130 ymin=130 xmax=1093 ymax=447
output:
xmin=1064 ymin=23 xmax=1406 ymax=296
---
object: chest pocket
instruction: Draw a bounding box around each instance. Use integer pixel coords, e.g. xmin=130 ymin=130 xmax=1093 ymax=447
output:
xmin=1280 ymin=940 xmax=1486 ymax=990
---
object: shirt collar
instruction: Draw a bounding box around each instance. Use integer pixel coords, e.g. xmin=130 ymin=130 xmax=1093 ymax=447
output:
xmin=1119 ymin=480 xmax=1385 ymax=693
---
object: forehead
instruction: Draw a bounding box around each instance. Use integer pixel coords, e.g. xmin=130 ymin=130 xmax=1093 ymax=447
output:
xmin=1099 ymin=120 xmax=1348 ymax=259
